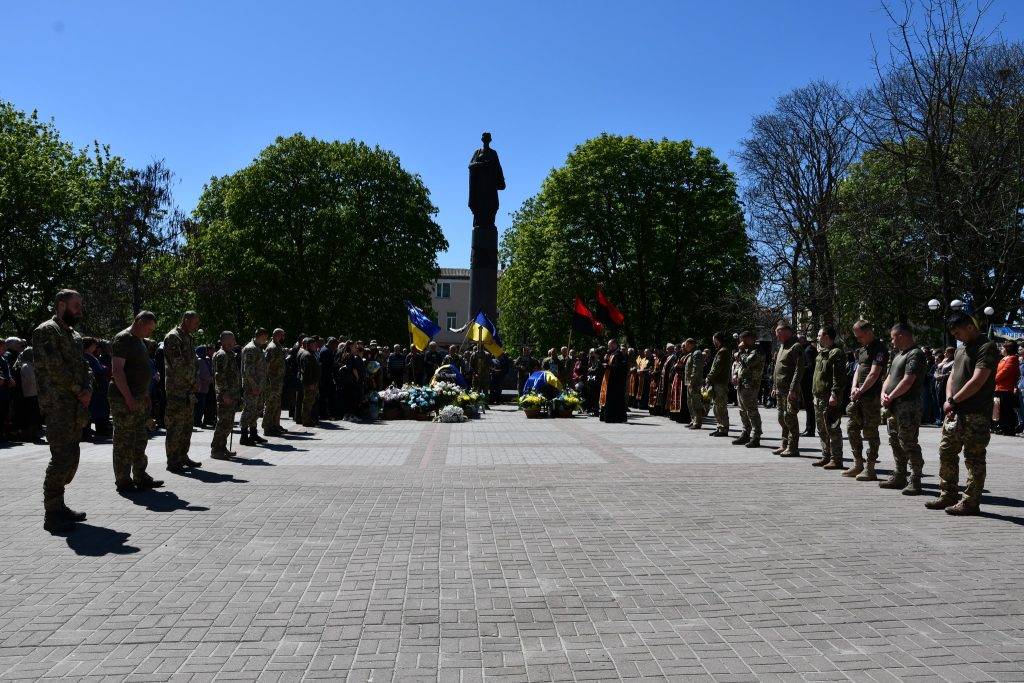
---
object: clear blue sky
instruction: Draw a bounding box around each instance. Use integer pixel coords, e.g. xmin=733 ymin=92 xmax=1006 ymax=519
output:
xmin=4 ymin=2 xmax=1021 ymax=267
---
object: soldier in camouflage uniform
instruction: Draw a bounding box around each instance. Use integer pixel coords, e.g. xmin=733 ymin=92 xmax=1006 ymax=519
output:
xmin=705 ymin=332 xmax=731 ymax=436
xmin=811 ymin=325 xmax=847 ymax=470
xmin=683 ymin=339 xmax=705 ymax=429
xmin=298 ymin=337 xmax=321 ymax=427
xmin=211 ymin=332 xmax=241 ymax=459
xmin=880 ymin=322 xmax=925 ymax=495
xmin=262 ymin=328 xmax=288 ymax=436
xmin=844 ymin=320 xmax=888 ymax=481
xmin=239 ymin=328 xmax=269 ymax=446
xmin=927 ymin=312 xmax=999 ymax=515
xmin=33 ymin=289 xmax=93 ymax=533
xmin=163 ymin=311 xmax=201 ymax=472
xmin=471 ymin=345 xmax=492 ymax=393
xmin=772 ymin=322 xmax=804 ymax=457
xmin=109 ymin=311 xmax=163 ymax=493
xmin=732 ymin=331 xmax=764 ymax=448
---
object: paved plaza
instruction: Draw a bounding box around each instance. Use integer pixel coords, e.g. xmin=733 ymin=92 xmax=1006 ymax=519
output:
xmin=2 ymin=405 xmax=1024 ymax=681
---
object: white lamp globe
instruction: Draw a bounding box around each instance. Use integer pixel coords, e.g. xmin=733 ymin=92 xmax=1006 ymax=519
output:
xmin=927 ymin=299 xmax=940 ymax=311
xmin=950 ymin=299 xmax=964 ymax=311
xmin=983 ymin=306 xmax=995 ymax=316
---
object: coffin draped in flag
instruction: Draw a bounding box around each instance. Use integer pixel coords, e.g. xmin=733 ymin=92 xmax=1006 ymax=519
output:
xmin=405 ymin=301 xmax=441 ymax=351
xmin=467 ymin=310 xmax=504 ymax=357
xmin=522 ymin=370 xmax=562 ymax=398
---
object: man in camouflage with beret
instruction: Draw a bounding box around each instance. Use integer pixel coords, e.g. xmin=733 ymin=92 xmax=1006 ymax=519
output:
xmin=33 ymin=289 xmax=93 ymax=533
xmin=163 ymin=311 xmax=201 ymax=472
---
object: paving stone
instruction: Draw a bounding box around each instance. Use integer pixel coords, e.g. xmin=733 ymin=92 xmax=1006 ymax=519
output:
xmin=0 ymin=405 xmax=1023 ymax=680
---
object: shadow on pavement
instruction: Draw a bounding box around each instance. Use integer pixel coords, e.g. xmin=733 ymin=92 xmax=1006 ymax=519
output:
xmin=231 ymin=455 xmax=275 ymax=466
xmin=174 ymin=468 xmax=248 ymax=484
xmin=120 ymin=488 xmax=210 ymax=512
xmin=65 ymin=523 xmax=140 ymax=556
xmin=261 ymin=443 xmax=304 ymax=453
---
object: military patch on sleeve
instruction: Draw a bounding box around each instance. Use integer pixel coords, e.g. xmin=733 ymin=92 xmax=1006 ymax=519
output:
xmin=874 ymin=352 xmax=885 ymax=364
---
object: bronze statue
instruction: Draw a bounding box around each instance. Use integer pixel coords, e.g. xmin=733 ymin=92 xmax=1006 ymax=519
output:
xmin=467 ymin=132 xmax=505 ymax=322
xmin=468 ymin=132 xmax=505 ymax=229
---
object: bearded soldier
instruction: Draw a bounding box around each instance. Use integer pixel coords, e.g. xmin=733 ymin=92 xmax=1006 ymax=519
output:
xmin=33 ymin=289 xmax=93 ymax=533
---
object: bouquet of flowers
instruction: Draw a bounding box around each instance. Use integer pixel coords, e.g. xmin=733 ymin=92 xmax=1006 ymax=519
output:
xmin=403 ymin=385 xmax=437 ymax=415
xmin=432 ymin=381 xmax=462 ymax=408
xmin=552 ymin=390 xmax=582 ymax=416
xmin=434 ymin=404 xmax=469 ymax=423
xmin=518 ymin=391 xmax=550 ymax=413
xmin=378 ymin=386 xmax=407 ymax=407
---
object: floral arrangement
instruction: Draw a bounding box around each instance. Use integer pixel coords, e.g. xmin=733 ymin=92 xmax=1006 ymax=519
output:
xmin=403 ymin=385 xmax=437 ymax=413
xmin=378 ymin=386 xmax=408 ymax=407
xmin=552 ymin=390 xmax=582 ymax=413
xmin=431 ymin=381 xmax=462 ymax=408
xmin=434 ymin=404 xmax=469 ymax=423
xmin=518 ymin=391 xmax=550 ymax=411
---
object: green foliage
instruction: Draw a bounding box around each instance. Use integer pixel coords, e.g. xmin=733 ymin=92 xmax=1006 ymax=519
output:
xmin=185 ymin=134 xmax=446 ymax=341
xmin=499 ymin=134 xmax=757 ymax=350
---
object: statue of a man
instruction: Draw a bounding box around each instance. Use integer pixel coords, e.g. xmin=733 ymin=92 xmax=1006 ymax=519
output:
xmin=468 ymin=132 xmax=506 ymax=229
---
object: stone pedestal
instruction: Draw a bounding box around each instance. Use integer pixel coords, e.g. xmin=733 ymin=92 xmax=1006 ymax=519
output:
xmin=469 ymin=221 xmax=498 ymax=322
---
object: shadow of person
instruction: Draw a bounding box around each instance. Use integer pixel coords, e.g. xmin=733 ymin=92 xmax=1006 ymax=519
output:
xmin=978 ymin=510 xmax=1024 ymax=526
xmin=261 ymin=443 xmax=303 ymax=452
xmin=313 ymin=422 xmax=345 ymax=430
xmin=65 ymin=523 xmax=140 ymax=556
xmin=231 ymin=455 xmax=275 ymax=466
xmin=120 ymin=488 xmax=210 ymax=512
xmin=175 ymin=468 xmax=248 ymax=484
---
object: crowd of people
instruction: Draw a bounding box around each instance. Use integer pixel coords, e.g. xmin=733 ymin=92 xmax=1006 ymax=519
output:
xmin=3 ymin=288 xmax=1021 ymax=533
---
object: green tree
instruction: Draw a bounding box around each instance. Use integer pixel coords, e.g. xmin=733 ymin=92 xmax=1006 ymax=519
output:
xmin=498 ymin=134 xmax=757 ymax=350
xmin=186 ymin=134 xmax=446 ymax=340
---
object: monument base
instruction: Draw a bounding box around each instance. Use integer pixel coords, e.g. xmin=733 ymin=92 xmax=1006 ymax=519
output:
xmin=469 ymin=223 xmax=498 ymax=323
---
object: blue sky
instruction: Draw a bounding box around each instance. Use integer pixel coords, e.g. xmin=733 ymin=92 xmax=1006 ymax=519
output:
xmin=4 ymin=2 xmax=1021 ymax=267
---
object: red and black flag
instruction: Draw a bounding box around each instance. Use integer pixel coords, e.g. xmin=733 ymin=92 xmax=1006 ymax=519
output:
xmin=572 ymin=297 xmax=604 ymax=336
xmin=595 ymin=286 xmax=625 ymax=333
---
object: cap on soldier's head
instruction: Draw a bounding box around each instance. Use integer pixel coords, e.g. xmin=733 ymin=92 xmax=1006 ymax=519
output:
xmin=947 ymin=311 xmax=977 ymax=330
xmin=740 ymin=330 xmax=755 ymax=338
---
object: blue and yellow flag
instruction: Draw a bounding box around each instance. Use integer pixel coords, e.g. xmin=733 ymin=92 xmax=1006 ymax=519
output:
xmin=467 ymin=310 xmax=504 ymax=357
xmin=405 ymin=301 xmax=441 ymax=351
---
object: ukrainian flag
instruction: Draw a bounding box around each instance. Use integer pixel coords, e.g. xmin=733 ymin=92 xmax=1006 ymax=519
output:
xmin=405 ymin=301 xmax=441 ymax=351
xmin=467 ymin=310 xmax=504 ymax=357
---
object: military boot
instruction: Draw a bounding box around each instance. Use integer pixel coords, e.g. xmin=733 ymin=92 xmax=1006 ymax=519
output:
xmin=745 ymin=435 xmax=761 ymax=448
xmin=43 ymin=511 xmax=74 ymax=534
xmin=772 ymin=444 xmax=787 ymax=455
xmin=925 ymin=494 xmax=959 ymax=510
xmin=252 ymin=430 xmax=268 ymax=444
xmin=211 ymin=451 xmax=233 ymax=461
xmin=945 ymin=499 xmax=980 ymax=516
xmin=822 ymin=457 xmax=844 ymax=470
xmin=812 ymin=455 xmax=830 ymax=467
xmin=901 ymin=475 xmax=923 ymax=496
xmin=731 ymin=432 xmax=750 ymax=446
xmin=239 ymin=428 xmax=255 ymax=446
xmin=184 ymin=457 xmax=202 ymax=468
xmin=879 ymin=470 xmax=908 ymax=490
xmin=842 ymin=459 xmax=864 ymax=478
xmin=856 ymin=462 xmax=878 ymax=481
xmin=61 ymin=502 xmax=87 ymax=522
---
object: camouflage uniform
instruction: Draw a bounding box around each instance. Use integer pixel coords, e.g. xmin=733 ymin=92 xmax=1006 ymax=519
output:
xmin=706 ymin=347 xmax=731 ymax=433
xmin=109 ymin=327 xmax=153 ymax=486
xmin=883 ymin=346 xmax=925 ymax=483
xmin=812 ymin=343 xmax=846 ymax=466
xmin=262 ymin=339 xmax=286 ymax=432
xmin=32 ymin=316 xmax=93 ymax=514
xmin=736 ymin=347 xmax=764 ymax=440
xmin=935 ymin=338 xmax=998 ymax=506
xmin=684 ymin=348 xmax=705 ymax=428
xmin=163 ymin=325 xmax=196 ymax=466
xmin=212 ymin=348 xmax=241 ymax=455
xmin=240 ymin=339 xmax=266 ymax=433
xmin=298 ymin=347 xmax=320 ymax=427
xmin=846 ymin=338 xmax=887 ymax=469
xmin=773 ymin=339 xmax=804 ymax=455
xmin=471 ymin=349 xmax=492 ymax=393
